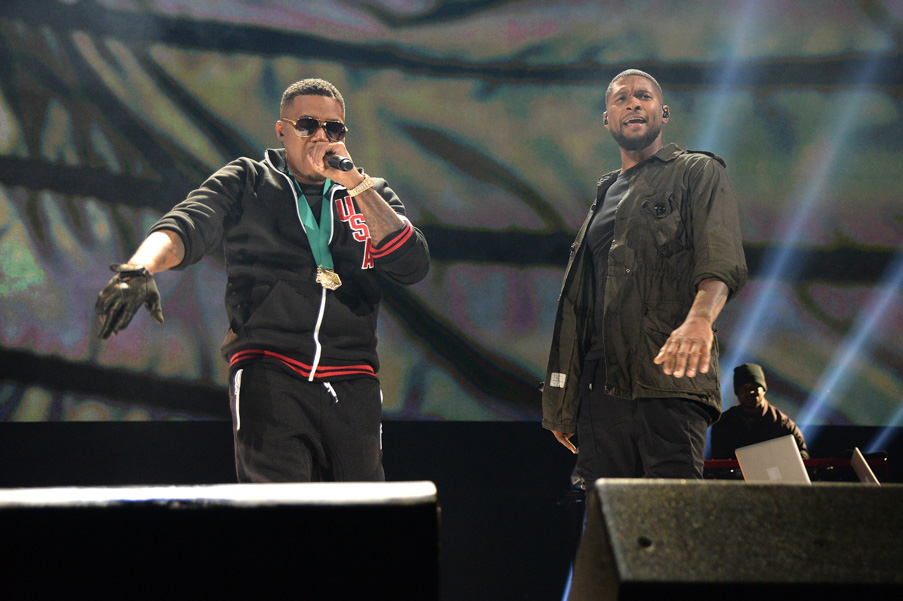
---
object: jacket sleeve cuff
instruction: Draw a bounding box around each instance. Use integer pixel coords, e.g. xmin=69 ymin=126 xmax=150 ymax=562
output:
xmin=542 ymin=418 xmax=575 ymax=434
xmin=146 ymin=223 xmax=191 ymax=270
xmin=370 ymin=220 xmax=414 ymax=259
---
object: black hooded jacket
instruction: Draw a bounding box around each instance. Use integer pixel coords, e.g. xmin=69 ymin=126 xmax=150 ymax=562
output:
xmin=149 ymin=148 xmax=430 ymax=380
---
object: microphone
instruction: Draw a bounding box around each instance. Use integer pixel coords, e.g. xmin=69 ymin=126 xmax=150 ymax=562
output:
xmin=325 ymin=153 xmax=354 ymax=172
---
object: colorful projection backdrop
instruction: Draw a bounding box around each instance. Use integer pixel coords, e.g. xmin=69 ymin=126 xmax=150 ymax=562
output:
xmin=1 ymin=0 xmax=902 ymax=429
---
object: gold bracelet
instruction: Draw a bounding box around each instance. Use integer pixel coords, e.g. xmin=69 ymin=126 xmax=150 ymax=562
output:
xmin=347 ymin=176 xmax=374 ymax=197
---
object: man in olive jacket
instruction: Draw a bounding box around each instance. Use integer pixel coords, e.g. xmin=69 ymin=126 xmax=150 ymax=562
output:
xmin=543 ymin=69 xmax=747 ymax=482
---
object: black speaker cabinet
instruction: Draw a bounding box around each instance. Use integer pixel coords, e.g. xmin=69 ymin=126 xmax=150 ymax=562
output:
xmin=0 ymin=481 xmax=439 ymax=600
xmin=569 ymin=480 xmax=903 ymax=601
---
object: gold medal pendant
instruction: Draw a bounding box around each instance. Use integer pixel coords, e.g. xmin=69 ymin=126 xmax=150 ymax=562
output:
xmin=316 ymin=266 xmax=342 ymax=290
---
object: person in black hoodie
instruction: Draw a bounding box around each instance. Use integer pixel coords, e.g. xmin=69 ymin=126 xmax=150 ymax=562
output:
xmin=710 ymin=363 xmax=809 ymax=460
xmin=96 ymin=78 xmax=430 ymax=482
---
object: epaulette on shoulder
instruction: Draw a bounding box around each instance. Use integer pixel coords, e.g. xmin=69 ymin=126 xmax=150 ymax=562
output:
xmin=683 ymin=148 xmax=726 ymax=167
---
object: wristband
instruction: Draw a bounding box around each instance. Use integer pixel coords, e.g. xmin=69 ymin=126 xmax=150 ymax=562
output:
xmin=110 ymin=263 xmax=152 ymax=277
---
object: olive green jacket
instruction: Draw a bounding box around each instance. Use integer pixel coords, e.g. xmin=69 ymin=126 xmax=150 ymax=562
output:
xmin=542 ymin=144 xmax=748 ymax=433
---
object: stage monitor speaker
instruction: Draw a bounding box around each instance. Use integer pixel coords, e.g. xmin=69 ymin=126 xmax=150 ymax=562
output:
xmin=0 ymin=481 xmax=439 ymax=600
xmin=569 ymin=479 xmax=903 ymax=601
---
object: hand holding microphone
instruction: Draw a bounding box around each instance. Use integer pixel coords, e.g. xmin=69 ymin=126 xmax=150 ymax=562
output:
xmin=324 ymin=153 xmax=354 ymax=172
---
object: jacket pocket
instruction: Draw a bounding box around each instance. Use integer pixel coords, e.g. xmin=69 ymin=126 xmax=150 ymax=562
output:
xmin=240 ymin=279 xmax=319 ymax=335
xmin=636 ymin=303 xmax=720 ymax=395
xmin=641 ymin=191 xmax=687 ymax=258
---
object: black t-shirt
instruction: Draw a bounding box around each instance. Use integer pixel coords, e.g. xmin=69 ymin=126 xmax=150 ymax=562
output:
xmin=300 ymin=183 xmax=324 ymax=223
xmin=586 ymin=169 xmax=633 ymax=359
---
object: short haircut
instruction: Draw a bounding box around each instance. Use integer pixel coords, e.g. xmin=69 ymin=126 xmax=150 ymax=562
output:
xmin=605 ymin=69 xmax=663 ymax=107
xmin=280 ymin=78 xmax=345 ymax=114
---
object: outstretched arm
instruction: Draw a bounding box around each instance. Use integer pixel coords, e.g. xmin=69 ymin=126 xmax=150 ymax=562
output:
xmin=95 ymin=230 xmax=186 ymax=339
xmin=653 ymin=278 xmax=729 ymax=378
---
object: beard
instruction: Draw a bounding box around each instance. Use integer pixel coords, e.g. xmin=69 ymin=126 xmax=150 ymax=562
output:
xmin=610 ymin=122 xmax=662 ymax=152
xmin=289 ymin=159 xmax=327 ymax=185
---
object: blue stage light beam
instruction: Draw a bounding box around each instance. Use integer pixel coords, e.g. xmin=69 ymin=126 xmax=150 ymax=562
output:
xmin=689 ymin=0 xmax=760 ymax=157
xmin=720 ymin=56 xmax=883 ymax=405
xmin=719 ymin=144 xmax=840 ymax=393
xmin=560 ymin=563 xmax=574 ymax=601
xmin=868 ymin=399 xmax=903 ymax=454
xmin=797 ymin=247 xmax=903 ymax=439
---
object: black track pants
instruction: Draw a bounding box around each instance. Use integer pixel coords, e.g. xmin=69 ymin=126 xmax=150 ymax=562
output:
xmin=229 ymin=361 xmax=385 ymax=483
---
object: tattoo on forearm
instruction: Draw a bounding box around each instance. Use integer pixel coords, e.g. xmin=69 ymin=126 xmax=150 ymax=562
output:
xmin=166 ymin=236 xmax=186 ymax=268
xmin=355 ymin=189 xmax=404 ymax=245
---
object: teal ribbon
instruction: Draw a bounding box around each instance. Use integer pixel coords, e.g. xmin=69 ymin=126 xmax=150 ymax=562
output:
xmin=289 ymin=174 xmax=334 ymax=270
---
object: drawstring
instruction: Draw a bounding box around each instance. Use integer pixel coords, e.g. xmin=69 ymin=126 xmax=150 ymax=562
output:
xmin=324 ymin=382 xmax=338 ymax=403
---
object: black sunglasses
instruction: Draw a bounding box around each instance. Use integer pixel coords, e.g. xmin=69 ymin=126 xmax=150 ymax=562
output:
xmin=281 ymin=117 xmax=348 ymax=142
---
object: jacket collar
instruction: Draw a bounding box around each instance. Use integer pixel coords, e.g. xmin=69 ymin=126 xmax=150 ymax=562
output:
xmin=265 ymin=147 xmax=288 ymax=173
xmin=597 ymin=142 xmax=726 ymax=190
xmin=652 ymin=142 xmax=685 ymax=163
xmin=596 ymin=143 xmax=685 ymax=188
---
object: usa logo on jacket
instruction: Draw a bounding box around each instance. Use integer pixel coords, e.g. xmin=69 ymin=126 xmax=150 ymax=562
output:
xmin=336 ymin=195 xmax=374 ymax=269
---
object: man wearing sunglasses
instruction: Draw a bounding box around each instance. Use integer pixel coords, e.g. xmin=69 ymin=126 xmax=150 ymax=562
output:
xmin=95 ymin=78 xmax=430 ymax=483
xmin=542 ymin=69 xmax=747 ymax=484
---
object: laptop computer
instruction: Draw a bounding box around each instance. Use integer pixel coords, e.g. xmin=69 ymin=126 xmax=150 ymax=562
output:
xmin=735 ymin=434 xmax=811 ymax=484
xmin=851 ymin=446 xmax=881 ymax=485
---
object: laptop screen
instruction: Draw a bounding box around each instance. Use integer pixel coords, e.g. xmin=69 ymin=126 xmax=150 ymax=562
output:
xmin=735 ymin=435 xmax=811 ymax=484
xmin=851 ymin=447 xmax=881 ymax=485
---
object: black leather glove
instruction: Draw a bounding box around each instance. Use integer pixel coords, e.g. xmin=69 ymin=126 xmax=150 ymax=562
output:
xmin=95 ymin=263 xmax=164 ymax=340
